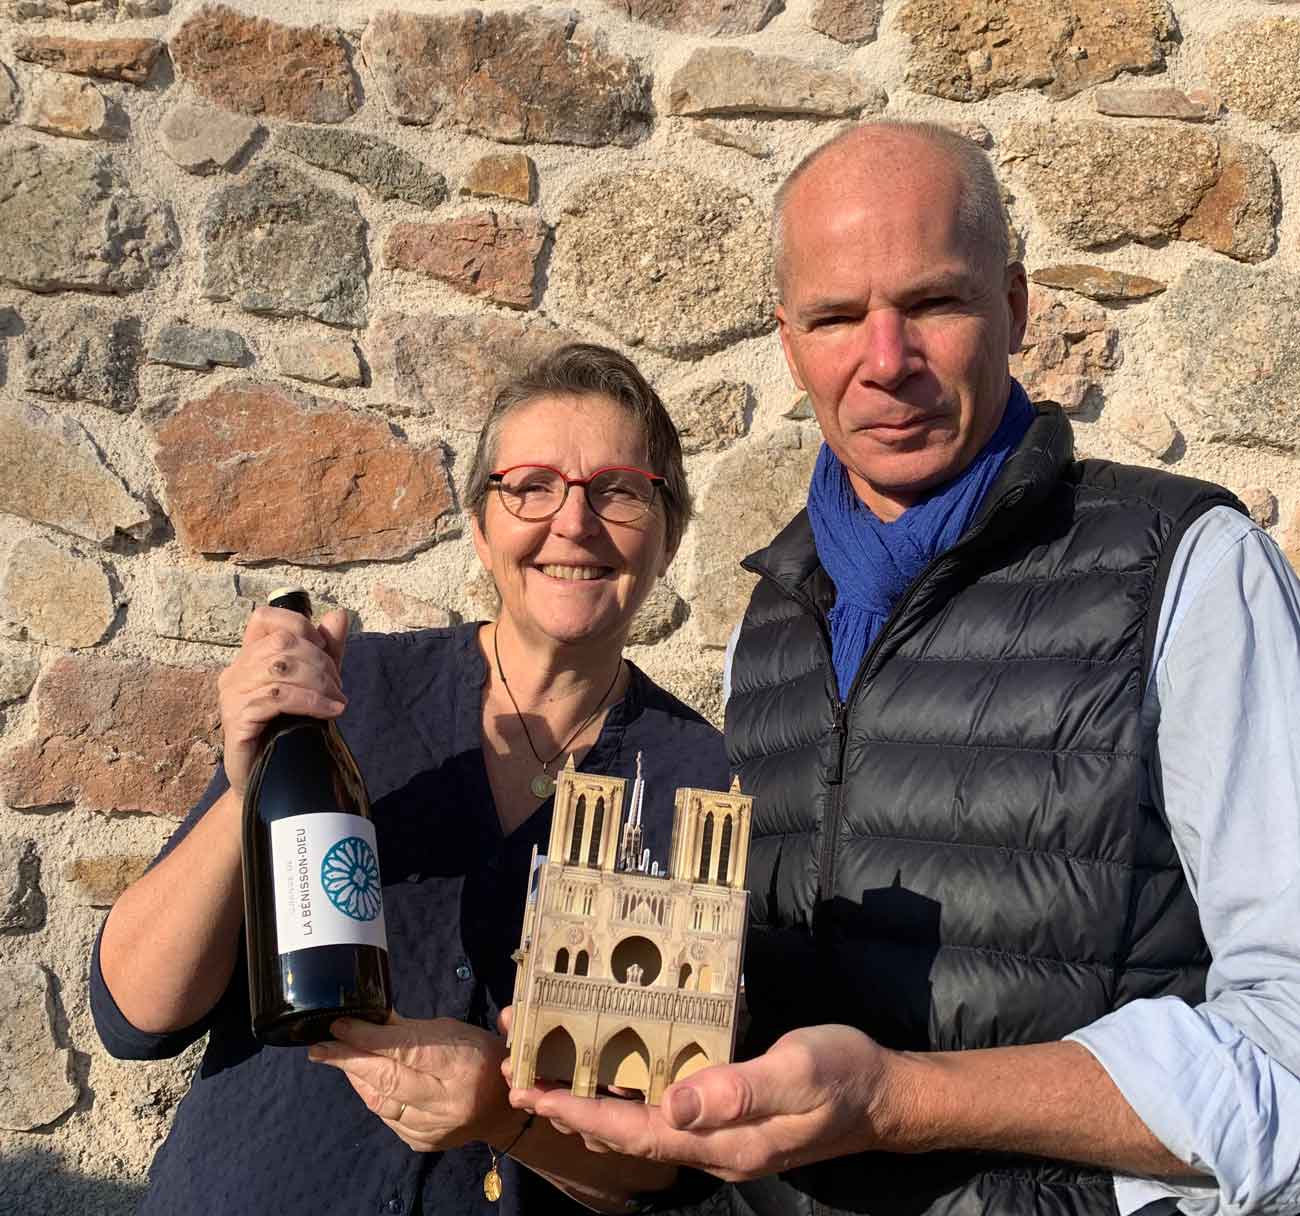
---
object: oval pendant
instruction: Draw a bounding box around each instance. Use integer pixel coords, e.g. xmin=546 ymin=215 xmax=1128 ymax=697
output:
xmin=484 ymin=1167 xmax=503 ymax=1202
xmin=530 ymin=772 xmax=555 ymax=799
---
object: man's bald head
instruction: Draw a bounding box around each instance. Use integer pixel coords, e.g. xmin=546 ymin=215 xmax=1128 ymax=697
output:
xmin=772 ymin=122 xmax=1010 ymax=300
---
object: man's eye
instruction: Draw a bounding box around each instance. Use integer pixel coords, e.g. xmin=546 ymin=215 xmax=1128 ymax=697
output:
xmin=913 ymin=296 xmax=957 ymax=313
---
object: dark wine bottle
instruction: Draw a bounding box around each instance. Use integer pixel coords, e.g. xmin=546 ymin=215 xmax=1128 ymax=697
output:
xmin=241 ymin=588 xmax=392 ymax=1046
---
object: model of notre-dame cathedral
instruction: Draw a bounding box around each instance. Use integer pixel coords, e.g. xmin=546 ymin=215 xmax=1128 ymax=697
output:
xmin=507 ymin=753 xmax=752 ymax=1105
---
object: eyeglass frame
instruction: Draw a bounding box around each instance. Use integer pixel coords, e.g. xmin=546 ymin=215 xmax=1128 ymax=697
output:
xmin=487 ymin=463 xmax=667 ymax=524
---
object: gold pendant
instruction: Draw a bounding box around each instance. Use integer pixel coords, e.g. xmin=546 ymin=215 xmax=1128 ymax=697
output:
xmin=530 ymin=772 xmax=555 ymax=799
xmin=483 ymin=1166 xmax=503 ymax=1202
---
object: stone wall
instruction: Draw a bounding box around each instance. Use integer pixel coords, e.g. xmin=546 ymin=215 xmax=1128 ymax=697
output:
xmin=2 ymin=0 xmax=1299 ymax=1207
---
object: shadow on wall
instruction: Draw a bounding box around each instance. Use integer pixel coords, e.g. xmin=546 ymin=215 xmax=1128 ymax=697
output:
xmin=0 ymin=1147 xmax=146 ymax=1216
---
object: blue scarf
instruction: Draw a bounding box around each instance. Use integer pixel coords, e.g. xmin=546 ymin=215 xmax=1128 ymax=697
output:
xmin=807 ymin=382 xmax=1035 ymax=698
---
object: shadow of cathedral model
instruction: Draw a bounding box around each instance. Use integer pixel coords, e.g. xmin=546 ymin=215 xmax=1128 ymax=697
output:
xmin=508 ymin=753 xmax=751 ymax=1105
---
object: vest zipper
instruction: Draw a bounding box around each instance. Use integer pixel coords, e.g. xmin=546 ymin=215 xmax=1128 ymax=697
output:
xmin=752 ymin=485 xmax=1029 ymax=907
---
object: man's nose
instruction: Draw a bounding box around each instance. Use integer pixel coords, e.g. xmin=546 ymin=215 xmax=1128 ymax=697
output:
xmin=858 ymin=309 xmax=913 ymax=391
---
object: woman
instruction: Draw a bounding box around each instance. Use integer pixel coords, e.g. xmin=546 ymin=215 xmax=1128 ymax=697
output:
xmin=91 ymin=344 xmax=731 ymax=1215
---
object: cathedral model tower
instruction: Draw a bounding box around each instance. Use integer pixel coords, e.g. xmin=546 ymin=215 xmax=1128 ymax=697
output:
xmin=507 ymin=754 xmax=752 ymax=1105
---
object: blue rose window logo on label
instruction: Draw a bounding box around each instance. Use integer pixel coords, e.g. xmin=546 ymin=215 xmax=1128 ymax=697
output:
xmin=320 ymin=836 xmax=382 ymax=921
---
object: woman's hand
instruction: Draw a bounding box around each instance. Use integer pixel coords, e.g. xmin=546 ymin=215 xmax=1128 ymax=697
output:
xmin=309 ymin=1013 xmax=521 ymax=1153
xmin=217 ymin=604 xmax=349 ymax=798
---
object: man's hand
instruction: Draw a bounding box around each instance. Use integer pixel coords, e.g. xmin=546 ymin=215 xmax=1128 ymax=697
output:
xmin=507 ymin=1024 xmax=901 ymax=1182
xmin=310 ymin=1013 xmax=521 ymax=1153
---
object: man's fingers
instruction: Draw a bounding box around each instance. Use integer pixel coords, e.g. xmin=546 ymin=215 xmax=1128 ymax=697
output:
xmin=661 ymin=1049 xmax=810 ymax=1131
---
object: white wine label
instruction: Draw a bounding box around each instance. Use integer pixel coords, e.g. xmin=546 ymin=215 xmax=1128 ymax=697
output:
xmin=269 ymin=813 xmax=388 ymax=956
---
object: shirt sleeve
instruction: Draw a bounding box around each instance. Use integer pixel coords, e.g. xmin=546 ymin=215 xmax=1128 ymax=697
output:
xmin=88 ymin=766 xmax=237 ymax=1061
xmin=1066 ymin=506 xmax=1300 ymax=1215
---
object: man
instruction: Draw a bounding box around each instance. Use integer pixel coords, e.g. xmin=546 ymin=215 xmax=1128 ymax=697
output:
xmin=511 ymin=122 xmax=1300 ymax=1214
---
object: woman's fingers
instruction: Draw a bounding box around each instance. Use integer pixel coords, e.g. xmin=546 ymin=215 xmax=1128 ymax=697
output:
xmin=216 ymin=609 xmax=351 ymax=789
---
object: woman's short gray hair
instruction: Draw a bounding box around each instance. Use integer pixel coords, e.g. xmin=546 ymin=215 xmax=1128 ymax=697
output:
xmin=464 ymin=342 xmax=692 ymax=553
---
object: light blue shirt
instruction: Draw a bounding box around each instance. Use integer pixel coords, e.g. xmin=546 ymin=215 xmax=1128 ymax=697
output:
xmin=723 ymin=505 xmax=1300 ymax=1214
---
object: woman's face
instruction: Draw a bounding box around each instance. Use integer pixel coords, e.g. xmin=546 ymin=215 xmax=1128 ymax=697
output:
xmin=472 ymin=393 xmax=673 ymax=651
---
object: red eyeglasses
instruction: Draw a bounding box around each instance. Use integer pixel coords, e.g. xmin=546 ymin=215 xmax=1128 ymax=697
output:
xmin=488 ymin=465 xmax=665 ymax=524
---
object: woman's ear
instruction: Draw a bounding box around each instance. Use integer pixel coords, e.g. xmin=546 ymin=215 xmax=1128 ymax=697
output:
xmin=471 ymin=511 xmax=492 ymax=573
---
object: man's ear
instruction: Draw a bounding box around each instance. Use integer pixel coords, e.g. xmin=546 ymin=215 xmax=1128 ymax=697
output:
xmin=775 ymin=304 xmax=808 ymax=392
xmin=1005 ymin=261 xmax=1029 ymax=355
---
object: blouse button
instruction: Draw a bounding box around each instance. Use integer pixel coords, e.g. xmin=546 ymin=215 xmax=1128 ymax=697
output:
xmin=455 ymin=962 xmax=473 ymax=982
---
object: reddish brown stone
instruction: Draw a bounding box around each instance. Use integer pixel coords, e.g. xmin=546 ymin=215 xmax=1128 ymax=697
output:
xmin=1030 ymin=264 xmax=1166 ymax=301
xmin=1011 ymin=289 xmax=1121 ymax=412
xmin=1180 ymin=139 xmax=1278 ymax=264
xmin=0 ymin=655 xmax=221 ymax=817
xmin=361 ymin=10 xmax=650 ymax=147
xmin=171 ymin=4 xmax=357 ymax=123
xmin=13 ymin=35 xmax=163 ymax=84
xmin=154 ymin=381 xmax=454 ymax=565
xmin=384 ymin=213 xmax=547 ymax=310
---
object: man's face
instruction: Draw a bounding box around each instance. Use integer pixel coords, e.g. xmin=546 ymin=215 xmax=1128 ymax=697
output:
xmin=775 ymin=137 xmax=1028 ymax=521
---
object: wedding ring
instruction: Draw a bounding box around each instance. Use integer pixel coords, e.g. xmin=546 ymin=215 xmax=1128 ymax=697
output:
xmin=395 ymin=1102 xmax=407 ymax=1122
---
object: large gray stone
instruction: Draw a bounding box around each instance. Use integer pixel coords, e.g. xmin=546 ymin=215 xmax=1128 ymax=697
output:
xmin=362 ymin=10 xmax=652 ymax=147
xmin=369 ymin=313 xmax=578 ymax=432
xmin=810 ymin=0 xmax=881 ymax=44
xmin=199 ymin=162 xmax=368 ymax=328
xmin=148 ymin=323 xmax=250 ymax=371
xmin=158 ymin=101 xmax=260 ymax=175
xmin=1206 ymin=18 xmax=1300 ymax=132
xmin=0 ymin=535 xmax=115 ymax=648
xmin=0 ymin=400 xmax=150 ymax=545
xmin=277 ymin=334 xmax=363 ymax=388
xmin=0 ymin=63 xmax=17 ymax=124
xmin=1152 ymin=261 xmax=1300 ymax=452
xmin=691 ymin=432 xmax=819 ymax=646
xmin=667 ymin=378 xmax=751 ymax=454
xmin=613 ymin=0 xmax=781 ymax=36
xmin=899 ymin=0 xmax=1175 ymax=102
xmin=1002 ymin=121 xmax=1277 ymax=263
xmin=24 ymin=304 xmax=141 ymax=412
xmin=627 ymin=581 xmax=689 ymax=645
xmin=0 ymin=142 xmax=178 ymax=294
xmin=668 ymin=48 xmax=885 ymax=118
xmin=152 ymin=566 xmax=254 ymax=646
xmin=549 ymin=169 xmax=775 ymax=359
xmin=278 ymin=126 xmax=446 ymax=209
xmin=0 ymin=963 xmax=79 ymax=1131
xmin=0 ymin=839 xmax=43 ymax=933
xmin=0 ymin=647 xmax=39 ymax=705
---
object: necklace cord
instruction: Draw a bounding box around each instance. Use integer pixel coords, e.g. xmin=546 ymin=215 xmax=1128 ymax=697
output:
xmin=491 ymin=626 xmax=622 ymax=777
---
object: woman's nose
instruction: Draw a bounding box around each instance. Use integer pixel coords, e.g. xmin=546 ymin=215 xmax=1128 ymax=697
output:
xmin=549 ymin=482 xmax=601 ymax=538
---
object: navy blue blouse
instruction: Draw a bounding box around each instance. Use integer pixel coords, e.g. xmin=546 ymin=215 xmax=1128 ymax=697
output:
xmin=90 ymin=625 xmax=731 ymax=1216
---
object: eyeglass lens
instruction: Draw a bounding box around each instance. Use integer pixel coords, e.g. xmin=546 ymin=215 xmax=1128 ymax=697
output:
xmin=496 ymin=467 xmax=656 ymax=523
